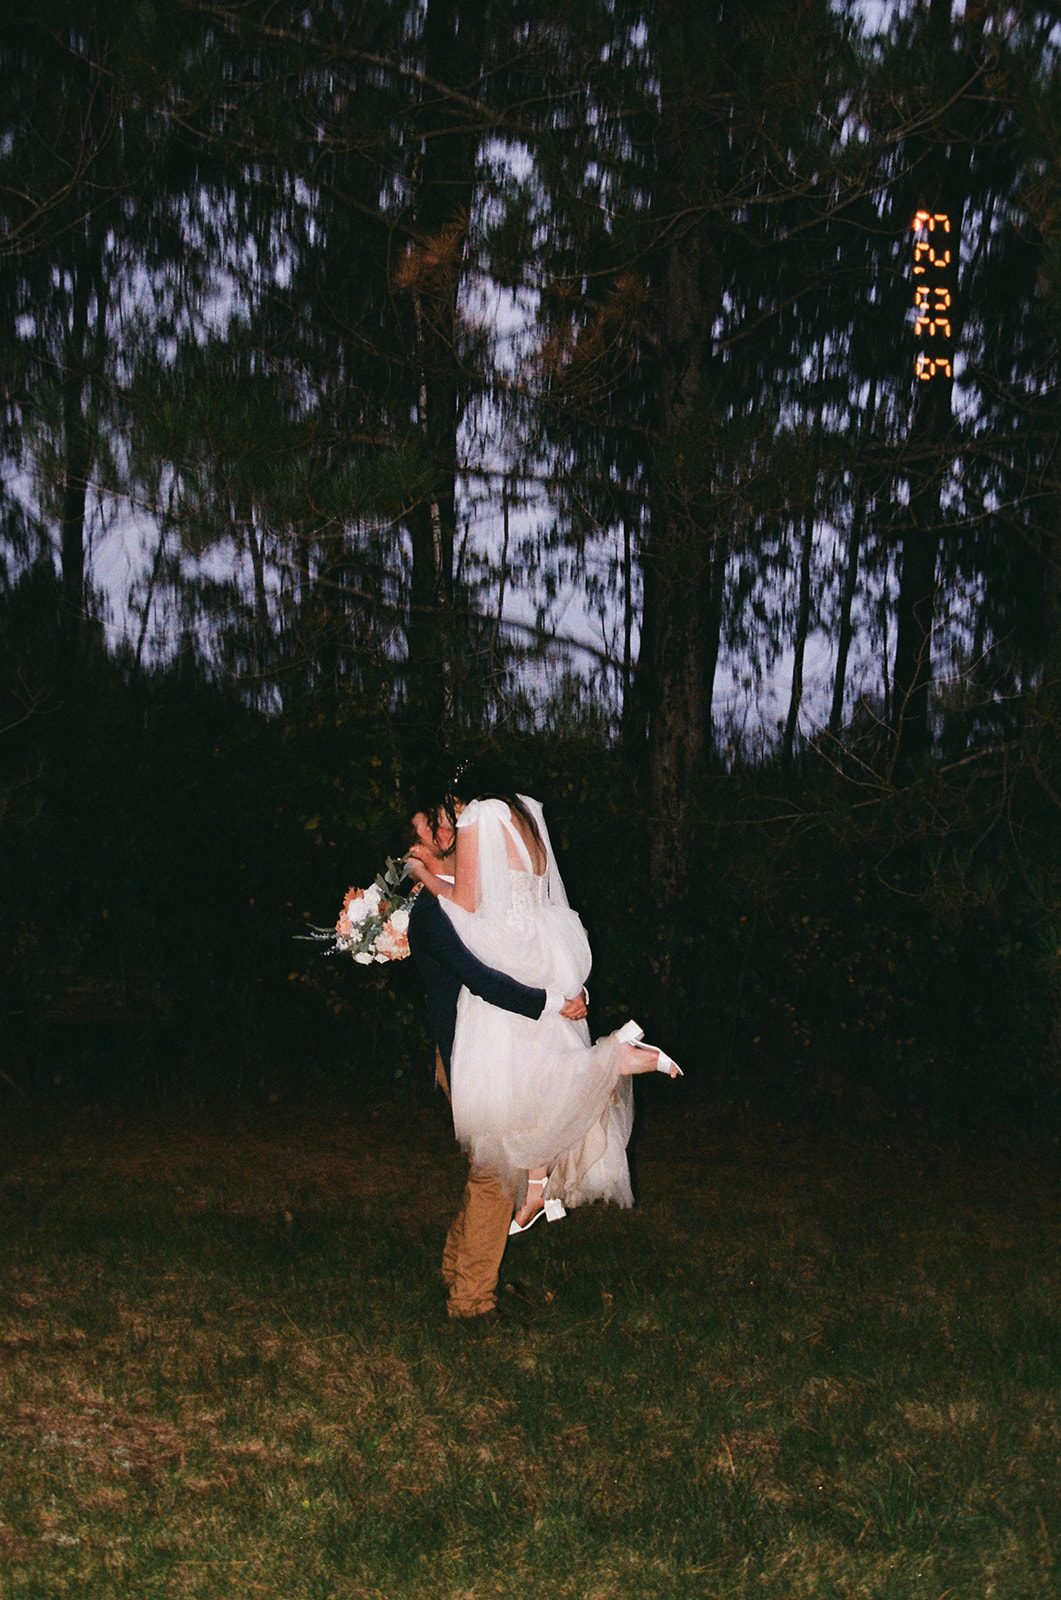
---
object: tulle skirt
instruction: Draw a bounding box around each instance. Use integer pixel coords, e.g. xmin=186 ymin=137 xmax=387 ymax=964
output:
xmin=443 ymin=898 xmax=634 ymax=1207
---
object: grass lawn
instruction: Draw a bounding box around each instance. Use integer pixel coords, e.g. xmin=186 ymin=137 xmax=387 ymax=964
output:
xmin=0 ymin=1085 xmax=1059 ymax=1598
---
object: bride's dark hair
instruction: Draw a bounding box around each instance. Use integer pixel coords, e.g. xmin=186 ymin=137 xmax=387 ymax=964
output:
xmin=444 ymin=752 xmax=545 ymax=856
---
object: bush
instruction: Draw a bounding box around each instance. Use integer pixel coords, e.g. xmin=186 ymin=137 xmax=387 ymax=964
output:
xmin=2 ymin=635 xmax=1058 ymax=1134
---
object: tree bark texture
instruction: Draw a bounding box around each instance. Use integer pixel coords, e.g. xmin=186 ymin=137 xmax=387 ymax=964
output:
xmin=403 ymin=0 xmax=486 ymax=733
xmin=645 ymin=0 xmax=725 ymax=918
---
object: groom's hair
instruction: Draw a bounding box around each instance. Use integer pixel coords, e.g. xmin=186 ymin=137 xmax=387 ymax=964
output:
xmin=403 ymin=810 xmax=455 ymax=859
xmin=410 ymin=757 xmax=461 ymax=853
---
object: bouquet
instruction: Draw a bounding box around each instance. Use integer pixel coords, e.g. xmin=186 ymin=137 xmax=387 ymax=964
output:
xmin=302 ymin=857 xmax=418 ymax=964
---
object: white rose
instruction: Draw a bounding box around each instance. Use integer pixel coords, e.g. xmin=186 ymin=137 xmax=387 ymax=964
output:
xmin=353 ymin=951 xmax=374 ymax=964
xmin=355 ymin=885 xmax=384 ymax=921
xmin=389 ymin=907 xmax=410 ymax=934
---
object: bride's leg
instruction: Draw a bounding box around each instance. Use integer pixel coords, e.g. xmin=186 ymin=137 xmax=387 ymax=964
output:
xmin=618 ymin=1042 xmax=682 ymax=1078
xmin=512 ymin=1167 xmax=548 ymax=1230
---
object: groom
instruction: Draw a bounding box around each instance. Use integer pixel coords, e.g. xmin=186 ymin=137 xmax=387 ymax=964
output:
xmin=406 ymin=808 xmax=585 ymax=1326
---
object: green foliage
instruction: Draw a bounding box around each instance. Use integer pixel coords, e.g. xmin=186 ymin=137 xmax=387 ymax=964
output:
xmin=519 ymin=733 xmax=1061 ymax=1134
xmin=2 ymin=617 xmax=1059 ymax=1132
xmin=0 ymin=627 xmax=430 ymax=1105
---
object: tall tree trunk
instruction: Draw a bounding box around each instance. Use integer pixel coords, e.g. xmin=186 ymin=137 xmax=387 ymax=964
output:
xmin=830 ymin=376 xmax=879 ymax=741
xmin=830 ymin=511 xmax=863 ymax=742
xmin=246 ymin=516 xmax=271 ymax=687
xmin=891 ymin=371 xmax=951 ymax=773
xmin=403 ymin=0 xmax=486 ymax=733
xmin=891 ymin=0 xmax=964 ymax=776
xmin=782 ymin=515 xmax=814 ymax=774
xmin=58 ymin=257 xmax=95 ymax=677
xmin=621 ymin=515 xmax=634 ymax=728
xmin=645 ymin=0 xmax=724 ymax=922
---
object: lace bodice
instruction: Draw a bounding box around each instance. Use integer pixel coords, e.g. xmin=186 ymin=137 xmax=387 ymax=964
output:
xmin=509 ymin=868 xmax=549 ymax=913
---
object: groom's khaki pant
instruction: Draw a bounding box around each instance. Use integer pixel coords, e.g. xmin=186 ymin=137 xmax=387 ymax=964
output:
xmin=442 ymin=1165 xmax=515 ymax=1317
xmin=436 ymin=1050 xmax=515 ymax=1318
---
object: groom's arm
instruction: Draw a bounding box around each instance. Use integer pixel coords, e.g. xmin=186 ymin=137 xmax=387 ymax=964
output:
xmin=408 ymin=891 xmax=551 ymax=1020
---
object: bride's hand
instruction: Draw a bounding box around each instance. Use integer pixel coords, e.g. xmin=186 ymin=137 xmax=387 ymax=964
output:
xmin=403 ymin=851 xmax=454 ymax=900
xmin=403 ymin=853 xmax=431 ymax=884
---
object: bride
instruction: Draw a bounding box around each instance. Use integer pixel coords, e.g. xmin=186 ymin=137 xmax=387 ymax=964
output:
xmin=405 ymin=757 xmax=680 ymax=1232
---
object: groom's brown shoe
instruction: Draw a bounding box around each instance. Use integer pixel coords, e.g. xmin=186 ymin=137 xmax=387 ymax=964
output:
xmin=448 ymin=1304 xmax=506 ymax=1330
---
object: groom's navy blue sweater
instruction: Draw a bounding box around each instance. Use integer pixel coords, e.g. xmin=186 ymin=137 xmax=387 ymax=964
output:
xmin=407 ymin=890 xmax=547 ymax=1073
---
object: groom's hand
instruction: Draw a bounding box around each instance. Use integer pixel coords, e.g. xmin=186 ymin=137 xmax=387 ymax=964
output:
xmin=560 ymin=993 xmax=588 ymax=1020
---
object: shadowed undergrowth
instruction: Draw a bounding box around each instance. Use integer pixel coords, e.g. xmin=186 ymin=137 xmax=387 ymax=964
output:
xmin=1 ymin=1092 xmax=1059 ymax=1598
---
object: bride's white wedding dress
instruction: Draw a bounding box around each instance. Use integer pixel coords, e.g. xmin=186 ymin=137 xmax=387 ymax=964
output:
xmin=441 ymin=795 xmax=634 ymax=1208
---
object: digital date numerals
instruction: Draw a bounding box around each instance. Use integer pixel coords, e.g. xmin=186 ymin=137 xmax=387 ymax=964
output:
xmin=912 ymin=210 xmax=954 ymax=381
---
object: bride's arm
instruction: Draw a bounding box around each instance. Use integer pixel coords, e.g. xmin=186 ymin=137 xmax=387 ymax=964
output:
xmin=405 ymin=805 xmax=479 ymax=908
xmin=403 ymin=854 xmax=454 ymax=899
xmin=453 ymin=818 xmax=478 ymax=912
xmin=404 ymin=836 xmax=455 ymax=901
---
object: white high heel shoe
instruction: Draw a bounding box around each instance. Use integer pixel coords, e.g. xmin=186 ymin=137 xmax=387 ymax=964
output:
xmin=508 ymin=1176 xmax=566 ymax=1236
xmin=614 ymin=1020 xmax=684 ymax=1077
